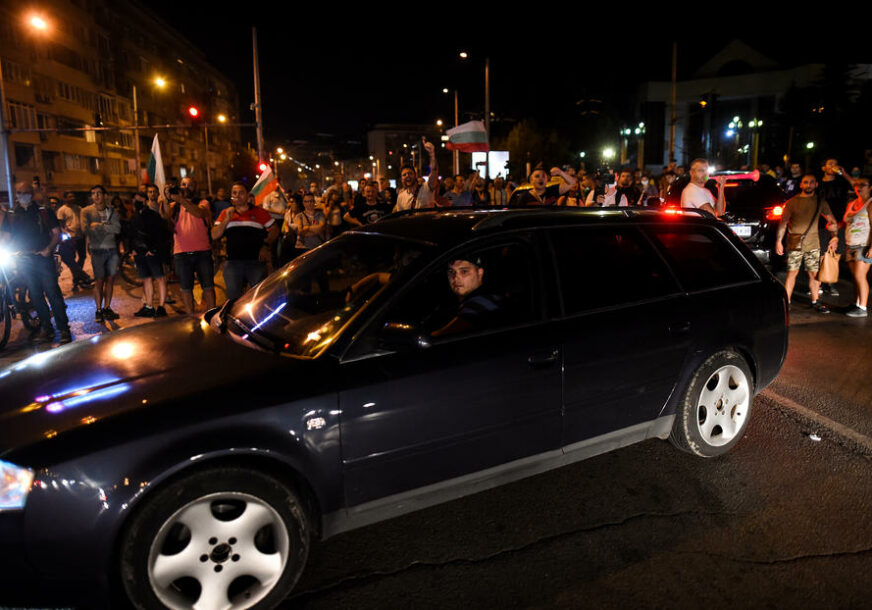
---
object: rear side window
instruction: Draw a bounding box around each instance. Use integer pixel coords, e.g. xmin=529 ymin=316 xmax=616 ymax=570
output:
xmin=549 ymin=226 xmax=679 ymax=315
xmin=645 ymin=225 xmax=757 ymax=292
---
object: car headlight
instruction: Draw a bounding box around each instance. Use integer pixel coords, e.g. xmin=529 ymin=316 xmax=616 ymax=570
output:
xmin=0 ymin=459 xmax=34 ymax=511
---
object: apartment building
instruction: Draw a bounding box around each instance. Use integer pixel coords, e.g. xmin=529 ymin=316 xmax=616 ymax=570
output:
xmin=0 ymin=0 xmax=242 ymax=199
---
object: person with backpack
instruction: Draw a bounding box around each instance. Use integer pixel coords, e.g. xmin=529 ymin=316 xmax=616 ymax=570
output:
xmin=0 ymin=182 xmax=72 ymax=344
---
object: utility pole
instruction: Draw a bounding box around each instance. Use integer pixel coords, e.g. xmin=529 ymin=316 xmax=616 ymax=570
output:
xmin=0 ymin=59 xmax=16 ymax=204
xmin=669 ymin=42 xmax=677 ymax=164
xmin=252 ymin=27 xmax=265 ymax=165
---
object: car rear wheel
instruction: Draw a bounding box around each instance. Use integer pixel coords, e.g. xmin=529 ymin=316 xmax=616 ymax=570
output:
xmin=120 ymin=467 xmax=310 ymax=610
xmin=669 ymin=351 xmax=753 ymax=457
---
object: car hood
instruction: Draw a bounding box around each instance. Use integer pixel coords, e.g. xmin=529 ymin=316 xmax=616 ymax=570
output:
xmin=0 ymin=316 xmax=289 ymax=456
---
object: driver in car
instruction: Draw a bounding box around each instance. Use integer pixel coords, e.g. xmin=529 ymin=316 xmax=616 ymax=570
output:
xmin=432 ymin=256 xmax=502 ymax=337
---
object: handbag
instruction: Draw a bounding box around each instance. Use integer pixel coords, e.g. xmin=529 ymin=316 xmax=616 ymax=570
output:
xmin=786 ymin=232 xmax=804 ymax=252
xmin=818 ymin=250 xmax=841 ymax=284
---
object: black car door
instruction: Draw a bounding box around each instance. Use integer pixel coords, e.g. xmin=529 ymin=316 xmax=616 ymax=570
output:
xmin=547 ymin=224 xmax=692 ymax=448
xmin=338 ymin=235 xmax=563 ymax=508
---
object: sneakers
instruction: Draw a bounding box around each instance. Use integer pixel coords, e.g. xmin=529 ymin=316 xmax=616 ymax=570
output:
xmin=825 ymin=284 xmax=840 ymax=297
xmin=134 ymin=305 xmax=156 ymax=318
xmin=32 ymin=327 xmax=54 ymax=344
xmin=95 ymin=309 xmax=104 ymax=322
xmin=154 ymin=305 xmax=168 ymax=317
xmin=846 ymin=306 xmax=869 ymax=318
xmin=811 ymin=301 xmax=831 ymax=314
xmin=59 ymin=329 xmax=73 ymax=344
xmin=102 ymin=307 xmax=120 ymax=320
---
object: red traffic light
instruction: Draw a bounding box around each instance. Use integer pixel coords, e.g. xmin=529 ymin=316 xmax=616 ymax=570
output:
xmin=258 ymin=162 xmax=269 ymax=173
xmin=188 ymin=106 xmax=200 ymax=118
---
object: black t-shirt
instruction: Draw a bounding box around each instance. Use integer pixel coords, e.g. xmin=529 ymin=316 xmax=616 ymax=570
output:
xmin=131 ymin=207 xmax=171 ymax=254
xmin=0 ymin=204 xmax=58 ymax=252
xmin=820 ymin=175 xmax=853 ymax=219
xmin=350 ymin=201 xmax=393 ymax=225
xmin=509 ymin=184 xmax=560 ymax=207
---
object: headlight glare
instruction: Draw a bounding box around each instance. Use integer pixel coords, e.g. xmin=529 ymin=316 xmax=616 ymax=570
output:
xmin=0 ymin=460 xmax=34 ymax=511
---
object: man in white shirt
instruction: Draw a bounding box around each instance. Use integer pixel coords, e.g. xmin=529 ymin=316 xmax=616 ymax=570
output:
xmin=394 ymin=140 xmax=438 ymax=212
xmin=681 ymin=158 xmax=726 ymax=216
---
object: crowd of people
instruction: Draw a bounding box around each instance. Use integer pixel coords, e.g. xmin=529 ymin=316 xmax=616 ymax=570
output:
xmin=2 ymin=143 xmax=871 ymax=346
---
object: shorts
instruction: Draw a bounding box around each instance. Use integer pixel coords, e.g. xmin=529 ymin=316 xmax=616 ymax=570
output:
xmin=90 ymin=248 xmax=119 ymax=279
xmin=174 ymin=250 xmax=215 ymax=291
xmin=134 ymin=253 xmax=166 ymax=279
xmin=786 ymin=248 xmax=820 ymax=272
xmin=846 ymin=245 xmax=872 ymax=264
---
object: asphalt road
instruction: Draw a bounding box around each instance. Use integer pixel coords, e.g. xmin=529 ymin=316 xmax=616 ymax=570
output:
xmin=2 ymin=265 xmax=872 ymax=609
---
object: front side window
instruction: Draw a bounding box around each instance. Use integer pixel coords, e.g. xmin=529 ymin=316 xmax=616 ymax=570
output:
xmin=377 ymin=240 xmax=539 ymax=344
xmin=228 ymin=234 xmax=428 ymax=358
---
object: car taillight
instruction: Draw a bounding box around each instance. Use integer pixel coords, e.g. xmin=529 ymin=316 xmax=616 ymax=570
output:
xmin=765 ymin=205 xmax=784 ymax=221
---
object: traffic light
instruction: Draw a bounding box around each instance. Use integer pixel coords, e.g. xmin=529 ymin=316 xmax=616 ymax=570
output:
xmin=188 ymin=106 xmax=200 ymax=119
xmin=258 ymin=162 xmax=269 ymax=173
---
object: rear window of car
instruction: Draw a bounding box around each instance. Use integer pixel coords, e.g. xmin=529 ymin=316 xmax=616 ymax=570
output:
xmin=549 ymin=226 xmax=679 ymax=315
xmin=644 ymin=225 xmax=758 ymax=292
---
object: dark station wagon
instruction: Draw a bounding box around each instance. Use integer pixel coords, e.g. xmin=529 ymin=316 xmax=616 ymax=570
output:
xmin=0 ymin=207 xmax=789 ymax=609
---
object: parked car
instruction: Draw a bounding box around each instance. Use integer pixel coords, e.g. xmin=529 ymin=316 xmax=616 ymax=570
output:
xmin=665 ymin=172 xmax=788 ymax=267
xmin=0 ymin=208 xmax=789 ymax=608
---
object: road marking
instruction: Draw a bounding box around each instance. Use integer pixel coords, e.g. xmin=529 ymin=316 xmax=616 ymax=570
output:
xmin=760 ymin=388 xmax=872 ymax=453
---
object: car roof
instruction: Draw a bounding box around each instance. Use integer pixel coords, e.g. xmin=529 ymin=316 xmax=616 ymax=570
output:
xmin=353 ymin=207 xmax=717 ymax=248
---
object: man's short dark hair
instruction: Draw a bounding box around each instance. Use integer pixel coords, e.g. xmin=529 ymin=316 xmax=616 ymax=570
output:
xmin=802 ymin=173 xmax=818 ymax=181
xmin=90 ymin=184 xmax=107 ymax=194
xmin=400 ymin=164 xmax=416 ymax=174
xmin=230 ymin=181 xmax=247 ymax=191
xmin=63 ymin=191 xmax=75 ymax=198
xmin=690 ymin=158 xmax=708 ymax=169
xmin=450 ymin=256 xmax=483 ymax=269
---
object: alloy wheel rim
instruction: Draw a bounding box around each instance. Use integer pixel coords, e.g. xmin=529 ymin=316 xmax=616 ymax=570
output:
xmin=695 ymin=364 xmax=750 ymax=447
xmin=147 ymin=492 xmax=290 ymax=610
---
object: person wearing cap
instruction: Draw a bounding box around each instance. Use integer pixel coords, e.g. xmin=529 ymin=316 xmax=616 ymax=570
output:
xmin=433 ymin=256 xmax=502 ymax=337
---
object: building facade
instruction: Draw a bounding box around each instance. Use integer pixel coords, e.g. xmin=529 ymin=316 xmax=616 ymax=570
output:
xmin=0 ymin=0 xmax=241 ymax=200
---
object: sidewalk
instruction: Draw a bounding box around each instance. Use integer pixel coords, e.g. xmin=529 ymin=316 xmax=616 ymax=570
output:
xmin=0 ymin=257 xmax=228 ymax=369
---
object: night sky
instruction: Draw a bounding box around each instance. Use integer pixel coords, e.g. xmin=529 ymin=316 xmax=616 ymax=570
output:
xmin=145 ymin=5 xmax=868 ymax=154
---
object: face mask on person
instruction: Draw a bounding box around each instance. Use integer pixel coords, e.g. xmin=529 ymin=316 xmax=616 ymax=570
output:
xmin=17 ymin=193 xmax=33 ymax=206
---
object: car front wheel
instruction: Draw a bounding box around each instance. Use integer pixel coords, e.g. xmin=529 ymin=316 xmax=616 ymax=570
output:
xmin=669 ymin=351 xmax=753 ymax=457
xmin=120 ymin=467 xmax=310 ymax=610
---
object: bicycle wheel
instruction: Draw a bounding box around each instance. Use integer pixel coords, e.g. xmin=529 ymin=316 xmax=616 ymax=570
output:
xmin=119 ymin=250 xmax=143 ymax=287
xmin=14 ymin=286 xmax=40 ymax=332
xmin=0 ymin=287 xmax=11 ymax=350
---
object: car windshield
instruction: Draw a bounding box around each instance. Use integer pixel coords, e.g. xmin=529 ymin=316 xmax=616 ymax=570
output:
xmin=228 ymin=233 xmax=428 ymax=358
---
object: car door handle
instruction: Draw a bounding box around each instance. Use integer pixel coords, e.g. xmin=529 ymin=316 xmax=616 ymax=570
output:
xmin=528 ymin=349 xmax=559 ymax=368
xmin=668 ymin=321 xmax=692 ymax=336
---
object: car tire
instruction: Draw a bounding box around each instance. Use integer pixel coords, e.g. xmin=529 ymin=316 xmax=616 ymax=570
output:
xmin=120 ymin=467 xmax=310 ymax=610
xmin=669 ymin=350 xmax=754 ymax=457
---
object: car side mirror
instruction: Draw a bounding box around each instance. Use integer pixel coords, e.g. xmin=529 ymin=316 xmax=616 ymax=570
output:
xmin=379 ymin=321 xmax=432 ymax=351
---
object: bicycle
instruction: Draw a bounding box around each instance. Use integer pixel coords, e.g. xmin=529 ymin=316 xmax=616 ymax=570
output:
xmin=0 ymin=248 xmax=41 ymax=350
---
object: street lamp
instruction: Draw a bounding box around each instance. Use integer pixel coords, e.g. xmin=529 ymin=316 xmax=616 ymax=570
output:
xmin=154 ymin=77 xmax=167 ymax=89
xmin=28 ymin=15 xmax=49 ymax=31
xmin=217 ymin=114 xmax=227 ymax=123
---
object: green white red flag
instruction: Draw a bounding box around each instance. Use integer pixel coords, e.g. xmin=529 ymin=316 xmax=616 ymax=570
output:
xmin=446 ymin=120 xmax=489 ymax=153
xmin=251 ymin=165 xmax=279 ymax=206
xmin=145 ymin=134 xmax=166 ymax=195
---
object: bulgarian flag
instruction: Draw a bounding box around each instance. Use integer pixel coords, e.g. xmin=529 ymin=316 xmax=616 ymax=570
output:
xmin=145 ymin=134 xmax=166 ymax=195
xmin=446 ymin=120 xmax=489 ymax=153
xmin=251 ymin=165 xmax=280 ymax=206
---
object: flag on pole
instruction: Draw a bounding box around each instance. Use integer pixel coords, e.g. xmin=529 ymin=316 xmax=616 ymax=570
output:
xmin=146 ymin=134 xmax=166 ymax=195
xmin=446 ymin=120 xmax=489 ymax=153
xmin=251 ymin=165 xmax=280 ymax=206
